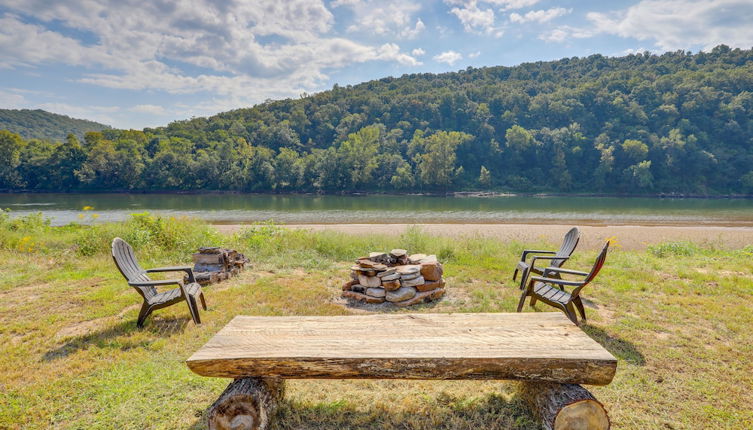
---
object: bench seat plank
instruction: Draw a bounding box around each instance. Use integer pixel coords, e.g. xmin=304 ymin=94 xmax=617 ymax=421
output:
xmin=186 ymin=312 xmax=617 ymax=385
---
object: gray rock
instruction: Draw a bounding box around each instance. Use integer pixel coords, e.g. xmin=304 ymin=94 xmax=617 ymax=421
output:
xmin=396 ymin=265 xmax=421 ymax=275
xmin=408 ymin=253 xmax=427 ymax=264
xmin=365 ymin=287 xmax=386 ymax=298
xmin=401 ymin=276 xmax=425 ymax=287
xmin=399 ymin=273 xmax=421 ymax=282
xmin=419 ymin=255 xmax=438 ymax=264
xmin=380 ymin=272 xmax=400 ymax=281
xmin=358 ymin=274 xmax=382 ymax=288
xmin=390 ymin=248 xmax=407 ymax=257
xmin=385 ymin=286 xmax=417 ymax=302
xmin=376 ymin=267 xmax=397 ymax=277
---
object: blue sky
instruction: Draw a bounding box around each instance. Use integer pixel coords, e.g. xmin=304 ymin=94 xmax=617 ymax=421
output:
xmin=1 ymin=0 xmax=752 ymax=129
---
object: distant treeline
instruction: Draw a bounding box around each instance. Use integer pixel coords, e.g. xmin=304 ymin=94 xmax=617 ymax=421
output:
xmin=2 ymin=45 xmax=753 ymax=194
xmin=0 ymin=109 xmax=109 ymax=142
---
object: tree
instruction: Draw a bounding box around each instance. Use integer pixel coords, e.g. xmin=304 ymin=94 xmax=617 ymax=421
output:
xmin=0 ymin=130 xmax=23 ymax=187
xmin=336 ymin=125 xmax=381 ymax=189
xmin=504 ymin=125 xmax=535 ymax=152
xmin=48 ymin=134 xmax=86 ymax=189
xmin=621 ymin=139 xmax=649 ymax=162
xmin=417 ymin=131 xmax=472 ymax=189
xmin=626 ymin=160 xmax=654 ymax=190
xmin=274 ymin=148 xmax=303 ymax=190
xmin=479 ymin=166 xmax=491 ymax=187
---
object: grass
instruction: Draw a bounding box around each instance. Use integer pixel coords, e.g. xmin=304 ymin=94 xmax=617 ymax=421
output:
xmin=0 ymin=213 xmax=752 ymax=429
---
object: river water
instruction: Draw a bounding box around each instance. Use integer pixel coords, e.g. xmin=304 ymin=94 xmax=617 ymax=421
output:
xmin=2 ymin=193 xmax=753 ymax=226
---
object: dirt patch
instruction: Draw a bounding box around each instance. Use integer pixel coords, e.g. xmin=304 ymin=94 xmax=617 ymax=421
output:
xmin=55 ymin=318 xmax=105 ymax=340
xmin=55 ymin=304 xmax=139 ymax=340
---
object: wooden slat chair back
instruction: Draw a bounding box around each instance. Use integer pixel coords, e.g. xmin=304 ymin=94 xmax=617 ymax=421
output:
xmin=517 ymin=241 xmax=609 ymax=325
xmin=111 ymin=237 xmax=207 ymax=328
xmin=513 ymin=227 xmax=580 ymax=289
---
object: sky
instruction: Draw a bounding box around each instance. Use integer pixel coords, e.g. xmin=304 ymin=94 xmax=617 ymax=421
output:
xmin=1 ymin=0 xmax=752 ymax=129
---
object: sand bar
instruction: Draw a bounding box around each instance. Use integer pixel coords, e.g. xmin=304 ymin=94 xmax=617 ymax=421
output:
xmin=214 ymin=223 xmax=753 ymax=250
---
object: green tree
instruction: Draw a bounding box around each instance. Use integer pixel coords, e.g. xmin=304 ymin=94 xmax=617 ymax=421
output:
xmin=479 ymin=165 xmax=491 ymax=187
xmin=627 ymin=160 xmax=654 ymax=190
xmin=621 ymin=139 xmax=649 ymax=162
xmin=416 ymin=131 xmax=472 ymax=189
xmin=0 ymin=130 xmax=23 ymax=187
xmin=274 ymin=148 xmax=303 ymax=190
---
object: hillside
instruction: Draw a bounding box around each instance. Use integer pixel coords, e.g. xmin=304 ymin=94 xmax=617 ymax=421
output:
xmin=2 ymin=45 xmax=753 ymax=194
xmin=0 ymin=109 xmax=109 ymax=141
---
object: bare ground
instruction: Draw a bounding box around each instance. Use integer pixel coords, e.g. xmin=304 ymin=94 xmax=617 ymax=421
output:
xmin=214 ymin=223 xmax=753 ymax=250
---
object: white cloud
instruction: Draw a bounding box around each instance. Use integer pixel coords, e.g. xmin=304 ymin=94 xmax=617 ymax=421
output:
xmin=0 ymin=89 xmax=27 ymax=107
xmin=0 ymin=0 xmax=420 ymax=115
xmin=586 ymin=0 xmax=753 ymax=50
xmin=539 ymin=25 xmax=596 ymax=43
xmin=510 ymin=8 xmax=571 ymax=24
xmin=542 ymin=0 xmax=753 ymax=50
xmin=448 ymin=1 xmax=503 ymax=37
xmin=376 ymin=43 xmax=423 ymax=66
xmin=489 ymin=0 xmax=541 ymax=11
xmin=403 ymin=19 xmax=426 ymax=39
xmin=411 ymin=48 xmax=426 ymax=56
xmin=445 ymin=0 xmax=540 ymax=11
xmin=335 ymin=0 xmax=425 ymax=38
xmin=468 ymin=51 xmax=481 ymax=58
xmin=130 ymin=104 xmax=167 ymax=115
xmin=434 ymin=50 xmax=463 ymax=66
xmin=622 ymin=47 xmax=652 ymax=55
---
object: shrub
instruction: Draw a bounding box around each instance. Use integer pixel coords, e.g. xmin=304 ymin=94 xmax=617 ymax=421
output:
xmin=648 ymin=241 xmax=699 ymax=258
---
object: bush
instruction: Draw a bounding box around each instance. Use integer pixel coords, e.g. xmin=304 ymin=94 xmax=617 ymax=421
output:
xmin=648 ymin=241 xmax=700 ymax=258
xmin=0 ymin=210 xmax=50 ymax=232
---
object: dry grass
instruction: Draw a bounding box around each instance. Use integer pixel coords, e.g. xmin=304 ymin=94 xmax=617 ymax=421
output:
xmin=1 ymin=217 xmax=752 ymax=429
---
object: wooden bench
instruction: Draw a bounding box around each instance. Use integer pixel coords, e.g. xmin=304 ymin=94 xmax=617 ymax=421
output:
xmin=187 ymin=312 xmax=617 ymax=430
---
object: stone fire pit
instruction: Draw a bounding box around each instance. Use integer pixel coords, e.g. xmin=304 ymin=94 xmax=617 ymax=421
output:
xmin=342 ymin=249 xmax=445 ymax=307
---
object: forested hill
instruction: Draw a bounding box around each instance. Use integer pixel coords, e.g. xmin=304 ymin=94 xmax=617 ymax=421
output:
xmin=2 ymin=45 xmax=753 ymax=194
xmin=0 ymin=109 xmax=109 ymax=141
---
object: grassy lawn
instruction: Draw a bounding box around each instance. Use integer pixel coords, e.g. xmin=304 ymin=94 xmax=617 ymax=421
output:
xmin=1 ymin=213 xmax=752 ymax=429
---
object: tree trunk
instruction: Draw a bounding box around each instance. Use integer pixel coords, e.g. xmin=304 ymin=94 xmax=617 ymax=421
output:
xmin=518 ymin=381 xmax=609 ymax=430
xmin=207 ymin=377 xmax=285 ymax=430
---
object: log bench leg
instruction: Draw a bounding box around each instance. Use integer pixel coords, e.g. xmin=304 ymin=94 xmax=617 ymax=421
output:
xmin=207 ymin=377 xmax=285 ymax=430
xmin=518 ymin=381 xmax=610 ymax=430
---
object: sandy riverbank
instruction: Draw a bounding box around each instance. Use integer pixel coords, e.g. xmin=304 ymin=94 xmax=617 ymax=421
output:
xmin=213 ymin=223 xmax=753 ymax=250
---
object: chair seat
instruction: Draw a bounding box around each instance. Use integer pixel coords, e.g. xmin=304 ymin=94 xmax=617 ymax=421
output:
xmin=533 ymin=282 xmax=572 ymax=304
xmin=149 ymin=282 xmax=201 ymax=305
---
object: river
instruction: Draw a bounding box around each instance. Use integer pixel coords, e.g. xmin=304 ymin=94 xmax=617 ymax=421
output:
xmin=2 ymin=193 xmax=753 ymax=226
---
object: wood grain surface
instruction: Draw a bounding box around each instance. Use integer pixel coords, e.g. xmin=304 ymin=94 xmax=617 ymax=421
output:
xmin=187 ymin=312 xmax=616 ymax=385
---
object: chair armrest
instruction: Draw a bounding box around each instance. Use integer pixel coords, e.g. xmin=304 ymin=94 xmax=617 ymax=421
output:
xmin=543 ymin=266 xmax=589 ymax=277
xmin=129 ymin=279 xmax=184 ymax=287
xmin=146 ymin=266 xmax=196 ymax=283
xmin=521 ymin=250 xmax=556 ymax=261
xmin=530 ymin=255 xmax=568 ymax=270
xmin=529 ymin=276 xmax=584 ymax=287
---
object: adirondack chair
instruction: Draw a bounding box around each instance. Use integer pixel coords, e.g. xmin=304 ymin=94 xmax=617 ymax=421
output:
xmin=517 ymin=241 xmax=609 ymax=325
xmin=512 ymin=227 xmax=580 ymax=289
xmin=111 ymin=237 xmax=206 ymax=328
